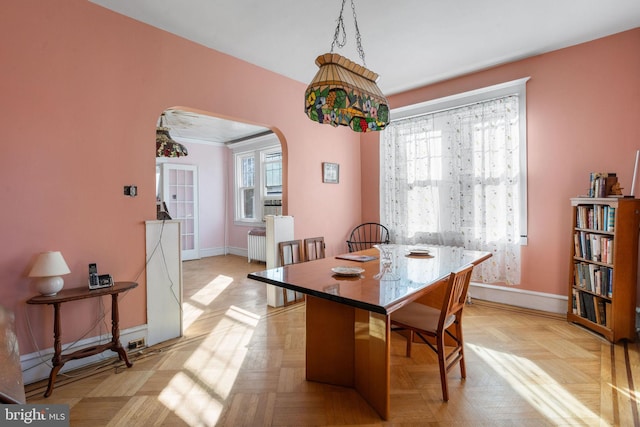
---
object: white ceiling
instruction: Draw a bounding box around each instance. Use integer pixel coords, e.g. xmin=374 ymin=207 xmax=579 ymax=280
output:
xmin=92 ymin=0 xmax=640 ymax=141
xmin=162 ymin=109 xmax=271 ymax=145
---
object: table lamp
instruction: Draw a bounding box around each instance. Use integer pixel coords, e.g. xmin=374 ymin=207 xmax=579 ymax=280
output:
xmin=28 ymin=251 xmax=71 ymax=296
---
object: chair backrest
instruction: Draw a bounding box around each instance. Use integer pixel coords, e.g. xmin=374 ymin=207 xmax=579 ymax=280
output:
xmin=278 ymin=240 xmax=304 ymax=266
xmin=304 ymin=237 xmax=325 ymax=261
xmin=439 ymin=264 xmax=474 ymax=330
xmin=346 ymin=223 xmax=390 ymax=252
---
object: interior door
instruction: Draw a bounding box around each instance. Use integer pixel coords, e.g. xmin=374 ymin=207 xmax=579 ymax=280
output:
xmin=161 ymin=163 xmax=200 ymax=261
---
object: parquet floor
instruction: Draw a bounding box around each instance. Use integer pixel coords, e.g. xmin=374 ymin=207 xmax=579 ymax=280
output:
xmin=25 ymin=254 xmax=640 ymax=426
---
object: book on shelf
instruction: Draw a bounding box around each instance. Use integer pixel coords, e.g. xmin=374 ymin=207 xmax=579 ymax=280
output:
xmin=575 ymin=205 xmax=616 ymax=231
xmin=572 ymin=262 xmax=613 ymax=297
xmin=607 ymin=207 xmax=615 ymax=231
xmin=604 ymin=302 xmax=612 ymax=328
xmin=579 ymin=291 xmax=596 ymax=322
xmin=588 ymin=172 xmax=618 ymax=198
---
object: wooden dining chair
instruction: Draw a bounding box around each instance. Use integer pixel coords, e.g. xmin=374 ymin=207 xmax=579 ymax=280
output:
xmin=278 ymin=240 xmax=305 ymax=306
xmin=346 ymin=222 xmax=390 ymax=252
xmin=304 ymin=237 xmax=325 ymax=261
xmin=390 ymin=263 xmax=474 ymax=401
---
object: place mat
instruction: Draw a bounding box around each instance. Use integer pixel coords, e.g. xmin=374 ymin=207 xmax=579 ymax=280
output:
xmin=335 ymin=254 xmax=378 ymax=262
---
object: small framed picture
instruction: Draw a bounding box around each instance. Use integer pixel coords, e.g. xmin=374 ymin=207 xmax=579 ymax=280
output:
xmin=323 ymin=162 xmax=339 ymax=184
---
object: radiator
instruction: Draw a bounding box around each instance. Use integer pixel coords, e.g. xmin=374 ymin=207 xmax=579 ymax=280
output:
xmin=248 ymin=229 xmax=266 ymax=262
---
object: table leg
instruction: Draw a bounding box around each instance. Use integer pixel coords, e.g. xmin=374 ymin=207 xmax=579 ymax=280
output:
xmin=354 ymin=310 xmax=390 ymax=419
xmin=44 ymin=303 xmax=63 ymax=398
xmin=110 ymin=294 xmax=132 ymax=367
xmin=305 ymin=296 xmax=355 ymax=387
xmin=305 ymin=296 xmax=390 ymax=420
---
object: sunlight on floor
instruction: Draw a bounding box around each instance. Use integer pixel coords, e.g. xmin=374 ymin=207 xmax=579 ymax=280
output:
xmin=159 ymin=303 xmax=260 ymax=426
xmin=182 ymin=274 xmax=234 ymax=330
xmin=191 ymin=275 xmax=234 ymax=306
xmin=182 ymin=301 xmax=203 ymax=332
xmin=468 ymin=343 xmax=601 ymax=424
xmin=611 ymin=382 xmax=638 ymax=403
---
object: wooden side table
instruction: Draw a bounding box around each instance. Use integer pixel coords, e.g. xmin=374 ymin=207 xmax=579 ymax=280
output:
xmin=27 ymin=281 xmax=138 ymax=397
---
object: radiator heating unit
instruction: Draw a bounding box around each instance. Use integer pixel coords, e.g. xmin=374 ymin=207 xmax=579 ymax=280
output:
xmin=248 ymin=228 xmax=266 ymax=262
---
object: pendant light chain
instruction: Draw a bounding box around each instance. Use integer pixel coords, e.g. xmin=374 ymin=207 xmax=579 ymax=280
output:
xmin=350 ymin=0 xmax=366 ymax=67
xmin=330 ymin=0 xmax=367 ymax=67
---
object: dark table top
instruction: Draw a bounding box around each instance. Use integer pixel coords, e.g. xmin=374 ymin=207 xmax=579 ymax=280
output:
xmin=248 ymin=245 xmax=491 ymax=315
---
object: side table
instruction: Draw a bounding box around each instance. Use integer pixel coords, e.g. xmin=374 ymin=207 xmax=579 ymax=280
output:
xmin=27 ymin=281 xmax=138 ymax=397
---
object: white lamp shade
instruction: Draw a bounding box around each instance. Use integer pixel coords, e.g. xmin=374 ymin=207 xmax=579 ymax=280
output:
xmin=29 ymin=251 xmax=71 ymax=277
xmin=29 ymin=251 xmax=71 ymax=296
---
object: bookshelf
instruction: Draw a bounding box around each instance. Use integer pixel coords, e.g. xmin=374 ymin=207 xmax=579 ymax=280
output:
xmin=568 ymin=197 xmax=640 ymax=342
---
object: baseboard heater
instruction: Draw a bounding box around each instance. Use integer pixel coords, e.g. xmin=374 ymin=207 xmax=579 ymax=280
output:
xmin=248 ymin=228 xmax=266 ymax=262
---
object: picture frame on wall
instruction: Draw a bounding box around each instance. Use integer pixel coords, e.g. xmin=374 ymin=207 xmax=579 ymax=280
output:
xmin=322 ymin=162 xmax=339 ymax=184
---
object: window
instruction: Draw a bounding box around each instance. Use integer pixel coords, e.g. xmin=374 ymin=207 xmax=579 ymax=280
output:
xmin=232 ymin=134 xmax=282 ymax=223
xmin=263 ymin=151 xmax=282 ymax=196
xmin=237 ymin=153 xmax=256 ymax=220
xmin=381 ymin=78 xmax=529 ymax=285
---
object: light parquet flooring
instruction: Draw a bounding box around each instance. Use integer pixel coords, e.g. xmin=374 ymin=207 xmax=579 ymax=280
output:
xmin=25 ymin=254 xmax=640 ymax=426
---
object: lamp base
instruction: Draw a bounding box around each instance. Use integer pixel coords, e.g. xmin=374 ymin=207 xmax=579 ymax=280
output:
xmin=36 ymin=276 xmax=64 ymax=296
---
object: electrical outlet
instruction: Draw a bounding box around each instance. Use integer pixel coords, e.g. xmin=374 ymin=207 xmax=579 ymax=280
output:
xmin=127 ymin=338 xmax=145 ymax=350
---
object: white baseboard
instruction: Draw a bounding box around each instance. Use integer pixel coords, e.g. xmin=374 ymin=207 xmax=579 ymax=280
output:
xmin=469 ymin=282 xmax=567 ymax=314
xmin=198 ymin=247 xmax=248 ymax=259
xmin=226 ymin=246 xmax=247 ymax=258
xmin=21 ymin=324 xmax=148 ymax=386
xmin=198 ymin=247 xmax=227 ymax=258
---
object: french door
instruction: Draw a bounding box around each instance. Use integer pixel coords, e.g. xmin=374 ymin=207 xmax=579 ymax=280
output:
xmin=160 ymin=163 xmax=200 ymax=260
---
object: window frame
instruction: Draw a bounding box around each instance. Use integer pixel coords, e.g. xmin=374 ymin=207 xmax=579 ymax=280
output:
xmin=388 ymin=77 xmax=530 ymax=244
xmin=231 ymin=133 xmax=281 ymax=225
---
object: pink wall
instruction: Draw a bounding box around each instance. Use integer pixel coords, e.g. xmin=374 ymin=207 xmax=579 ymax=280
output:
xmin=1 ymin=0 xmax=361 ymax=355
xmin=362 ymin=28 xmax=640 ymax=302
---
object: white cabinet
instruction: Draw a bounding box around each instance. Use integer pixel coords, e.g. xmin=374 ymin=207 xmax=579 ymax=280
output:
xmin=265 ymin=215 xmax=294 ymax=307
xmin=145 ymin=220 xmax=183 ymax=346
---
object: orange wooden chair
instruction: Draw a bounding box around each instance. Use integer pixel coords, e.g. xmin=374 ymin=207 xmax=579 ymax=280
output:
xmin=304 ymin=236 xmax=326 ymax=261
xmin=390 ymin=264 xmax=474 ymax=401
xmin=278 ymin=240 xmax=305 ymax=306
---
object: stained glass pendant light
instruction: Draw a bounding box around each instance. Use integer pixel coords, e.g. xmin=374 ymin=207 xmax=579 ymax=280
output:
xmin=156 ymin=113 xmax=188 ymax=157
xmin=305 ymin=0 xmax=389 ymax=132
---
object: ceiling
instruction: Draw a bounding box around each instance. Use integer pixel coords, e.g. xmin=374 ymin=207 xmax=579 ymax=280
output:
xmin=162 ymin=109 xmax=271 ymax=145
xmin=93 ymin=0 xmax=640 ymax=142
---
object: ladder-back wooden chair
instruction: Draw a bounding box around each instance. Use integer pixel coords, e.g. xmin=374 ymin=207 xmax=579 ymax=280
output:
xmin=304 ymin=237 xmax=325 ymax=261
xmin=346 ymin=223 xmax=390 ymax=252
xmin=278 ymin=240 xmax=305 ymax=306
xmin=390 ymin=264 xmax=474 ymax=401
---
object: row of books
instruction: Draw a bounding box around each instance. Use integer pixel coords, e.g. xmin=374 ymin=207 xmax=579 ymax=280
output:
xmin=573 ymin=261 xmax=613 ymax=297
xmin=572 ymin=289 xmax=611 ymax=327
xmin=573 ymin=231 xmax=614 ymax=264
xmin=588 ymin=172 xmax=618 ymax=198
xmin=575 ymin=204 xmax=616 ymax=231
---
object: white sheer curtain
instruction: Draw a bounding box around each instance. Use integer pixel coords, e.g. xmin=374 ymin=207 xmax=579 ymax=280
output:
xmin=381 ymin=96 xmax=521 ymax=284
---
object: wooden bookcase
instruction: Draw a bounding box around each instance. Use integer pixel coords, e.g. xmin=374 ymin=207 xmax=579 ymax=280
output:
xmin=568 ymin=197 xmax=640 ymax=342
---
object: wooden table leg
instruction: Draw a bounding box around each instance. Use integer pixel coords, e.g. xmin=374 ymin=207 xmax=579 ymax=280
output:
xmin=110 ymin=294 xmax=132 ymax=367
xmin=305 ymin=296 xmax=390 ymax=420
xmin=44 ymin=303 xmax=63 ymax=398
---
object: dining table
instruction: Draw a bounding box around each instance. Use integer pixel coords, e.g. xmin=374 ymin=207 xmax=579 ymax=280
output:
xmin=247 ymin=244 xmax=491 ymax=420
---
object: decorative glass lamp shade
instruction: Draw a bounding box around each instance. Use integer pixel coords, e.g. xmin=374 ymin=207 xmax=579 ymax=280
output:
xmin=28 ymin=251 xmax=71 ymax=296
xmin=305 ymin=53 xmax=389 ymax=133
xmin=156 ymin=126 xmax=188 ymax=157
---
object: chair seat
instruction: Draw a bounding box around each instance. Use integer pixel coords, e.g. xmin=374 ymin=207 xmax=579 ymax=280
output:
xmin=391 ymin=303 xmax=456 ymax=333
